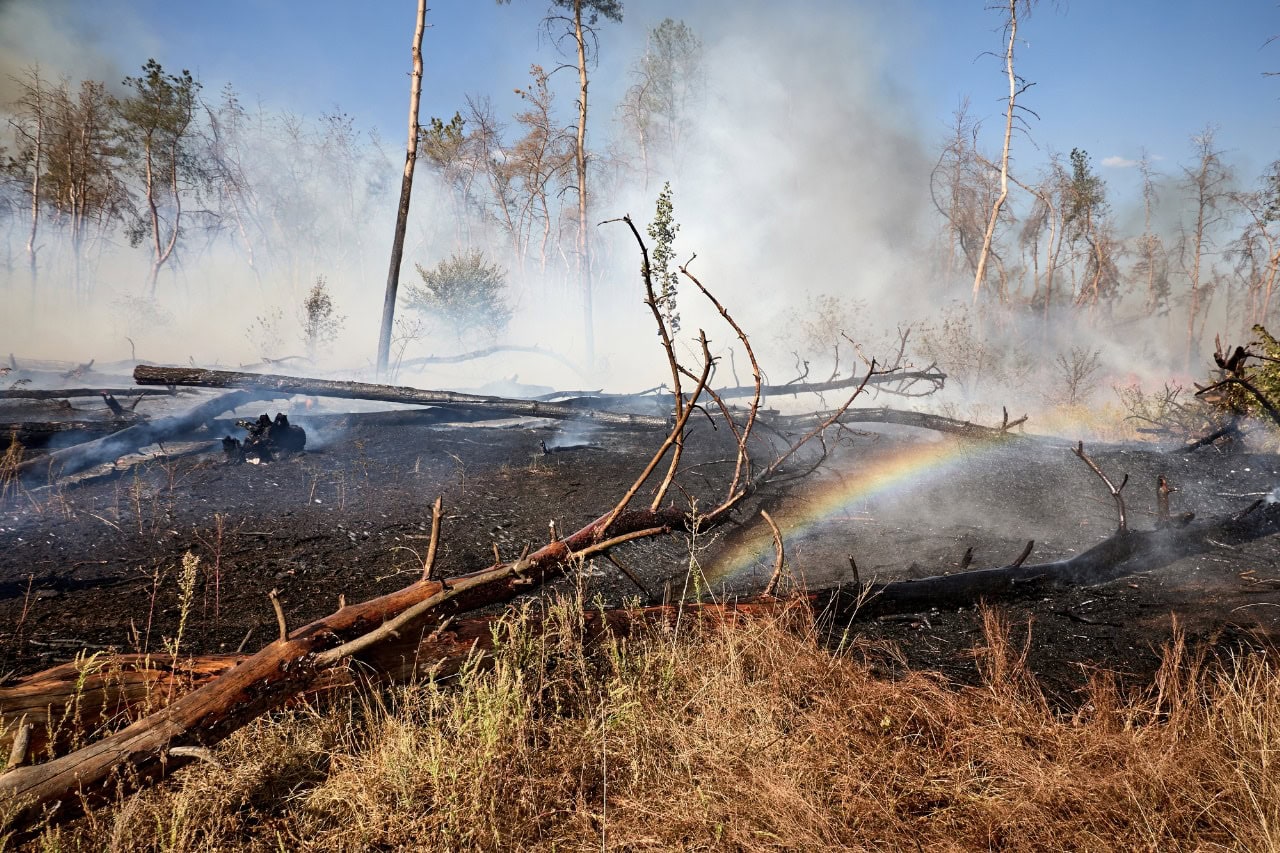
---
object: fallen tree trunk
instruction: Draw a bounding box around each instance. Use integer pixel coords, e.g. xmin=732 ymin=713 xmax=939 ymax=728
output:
xmin=0 ymin=388 xmax=179 ymax=401
xmin=717 ymin=369 xmax=947 ymax=399
xmin=0 ymin=655 xmax=244 ymax=766
xmin=133 ymin=365 xmax=668 ymax=429
xmin=205 ymin=406 xmax=513 ymax=434
xmin=15 ymin=390 xmax=276 ymax=484
xmin=780 ymin=406 xmax=1029 ymax=439
xmin=2 ymin=419 xmax=143 ymax=444
xmin=0 ymin=500 xmax=699 ymax=827
xmin=821 ymin=499 xmax=1280 ymax=617
xmin=1 ymin=600 xmax=793 ymax=768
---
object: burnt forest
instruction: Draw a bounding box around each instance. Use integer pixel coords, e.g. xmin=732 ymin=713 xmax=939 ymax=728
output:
xmin=2 ymin=1 xmax=1280 ymax=849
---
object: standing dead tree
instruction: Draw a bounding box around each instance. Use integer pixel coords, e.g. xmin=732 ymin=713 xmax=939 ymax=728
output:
xmin=972 ymin=0 xmax=1034 ymax=304
xmin=1179 ymin=128 xmax=1234 ymax=369
xmin=376 ymin=0 xmax=428 ymax=377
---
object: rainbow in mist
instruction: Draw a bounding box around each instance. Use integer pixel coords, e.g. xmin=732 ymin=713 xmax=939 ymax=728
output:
xmin=703 ymin=438 xmax=1013 ymax=587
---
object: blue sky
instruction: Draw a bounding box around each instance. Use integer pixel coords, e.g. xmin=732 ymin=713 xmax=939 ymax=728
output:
xmin=4 ymin=0 xmax=1279 ymax=207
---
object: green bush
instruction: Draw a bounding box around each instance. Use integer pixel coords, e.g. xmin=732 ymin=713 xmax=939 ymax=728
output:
xmin=403 ymin=250 xmax=512 ymax=341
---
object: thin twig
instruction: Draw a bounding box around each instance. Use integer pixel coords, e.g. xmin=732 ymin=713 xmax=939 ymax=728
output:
xmin=1072 ymin=442 xmax=1128 ymax=532
xmin=681 ymin=257 xmax=763 ymax=501
xmin=761 ymin=510 xmax=786 ymax=596
xmin=595 ymin=334 xmax=714 ymax=539
xmin=605 ymin=552 xmax=652 ymax=599
xmin=605 ymin=215 xmax=687 ymax=509
xmin=422 ymin=496 xmax=443 ymax=581
xmin=268 ymin=589 xmax=289 ymax=643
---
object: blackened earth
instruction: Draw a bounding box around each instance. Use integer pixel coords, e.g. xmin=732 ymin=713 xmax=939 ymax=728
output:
xmin=3 ymin=402 xmax=1279 ymax=707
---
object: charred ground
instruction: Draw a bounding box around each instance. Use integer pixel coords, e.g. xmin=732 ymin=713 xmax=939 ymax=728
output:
xmin=3 ymin=395 xmax=1278 ymax=705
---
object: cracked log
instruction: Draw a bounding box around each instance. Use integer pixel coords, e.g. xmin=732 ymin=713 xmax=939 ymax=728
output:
xmin=133 ymin=365 xmax=668 ymax=429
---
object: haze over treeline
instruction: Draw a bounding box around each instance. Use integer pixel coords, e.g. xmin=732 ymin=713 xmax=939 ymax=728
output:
xmin=0 ymin=0 xmax=1277 ymax=417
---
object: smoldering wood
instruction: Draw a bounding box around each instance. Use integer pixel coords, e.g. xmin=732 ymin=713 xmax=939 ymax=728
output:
xmin=819 ymin=499 xmax=1280 ymax=618
xmin=2 ymin=418 xmax=146 ymax=445
xmin=15 ymin=390 xmax=279 ymax=484
xmin=778 ymin=406 xmax=1029 ymax=439
xmin=133 ymin=365 xmax=669 ymax=428
xmin=0 ymin=388 xmax=180 ymax=401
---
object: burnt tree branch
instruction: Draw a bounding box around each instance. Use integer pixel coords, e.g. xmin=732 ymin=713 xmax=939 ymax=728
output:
xmin=132 ymin=366 xmax=667 ymax=429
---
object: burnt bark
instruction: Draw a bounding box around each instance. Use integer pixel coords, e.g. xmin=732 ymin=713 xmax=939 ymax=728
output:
xmin=821 ymin=500 xmax=1280 ymax=618
xmin=376 ymin=0 xmax=427 ymax=376
xmin=132 ymin=365 xmax=668 ymax=428
xmin=0 ymin=388 xmax=177 ymax=401
xmin=15 ymin=390 xmax=276 ymax=484
xmin=780 ymin=406 xmax=1028 ymax=439
xmin=6 ymin=492 xmax=1279 ymax=828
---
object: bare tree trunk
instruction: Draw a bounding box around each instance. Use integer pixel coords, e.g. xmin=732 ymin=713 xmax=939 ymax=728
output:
xmin=574 ymin=0 xmax=595 ymax=368
xmin=971 ymin=0 xmax=1019 ymax=305
xmin=1186 ymin=206 xmax=1207 ymax=370
xmin=1261 ymin=248 xmax=1280 ymax=325
xmin=148 ymin=134 xmax=185 ymax=296
xmin=376 ymin=0 xmax=427 ymax=377
xmin=25 ymin=106 xmax=42 ymax=292
xmin=132 ymin=365 xmax=668 ymax=428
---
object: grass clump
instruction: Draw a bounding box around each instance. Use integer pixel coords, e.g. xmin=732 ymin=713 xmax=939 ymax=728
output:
xmin=34 ymin=603 xmax=1280 ymax=851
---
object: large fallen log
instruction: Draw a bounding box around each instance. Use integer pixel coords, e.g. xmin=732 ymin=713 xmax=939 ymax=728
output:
xmin=0 ymin=600 xmax=794 ymax=768
xmin=717 ymin=369 xmax=947 ymax=399
xmin=0 ymin=388 xmax=179 ymax=401
xmin=780 ymin=406 xmax=1029 ymax=439
xmin=0 ymin=654 xmax=244 ymax=765
xmin=134 ymin=365 xmax=668 ymax=428
xmin=2 ymin=419 xmax=143 ymax=444
xmin=0 ymin=499 xmax=701 ymax=827
xmin=15 ymin=390 xmax=277 ymax=484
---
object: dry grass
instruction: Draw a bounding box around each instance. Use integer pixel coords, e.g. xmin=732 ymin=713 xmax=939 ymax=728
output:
xmin=25 ymin=601 xmax=1280 ymax=852
xmin=0 ymin=433 xmax=23 ymax=506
